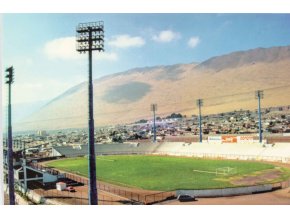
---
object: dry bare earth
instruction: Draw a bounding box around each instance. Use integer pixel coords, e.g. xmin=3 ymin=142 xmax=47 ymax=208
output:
xmin=163 ymin=187 xmax=290 ymax=205
xmin=4 ymin=193 xmax=9 ymax=205
xmin=20 ymin=45 xmax=290 ymax=130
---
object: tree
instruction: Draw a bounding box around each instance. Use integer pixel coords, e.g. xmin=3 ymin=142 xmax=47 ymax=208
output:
xmin=112 ymin=135 xmax=123 ymax=143
xmin=156 ymin=117 xmax=162 ymax=121
xmin=137 ymin=119 xmax=147 ymax=123
xmin=166 ymin=113 xmax=183 ymax=119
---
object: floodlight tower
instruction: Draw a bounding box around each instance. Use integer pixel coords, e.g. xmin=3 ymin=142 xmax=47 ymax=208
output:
xmin=255 ymin=90 xmax=264 ymax=143
xmin=5 ymin=66 xmax=15 ymax=205
xmin=76 ymin=21 xmax=104 ymax=205
xmin=21 ymin=140 xmax=27 ymax=191
xmin=151 ymin=104 xmax=157 ymax=143
xmin=196 ymin=99 xmax=203 ymax=143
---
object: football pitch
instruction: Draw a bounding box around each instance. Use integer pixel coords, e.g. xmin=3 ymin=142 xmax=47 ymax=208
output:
xmin=47 ymin=155 xmax=290 ymax=191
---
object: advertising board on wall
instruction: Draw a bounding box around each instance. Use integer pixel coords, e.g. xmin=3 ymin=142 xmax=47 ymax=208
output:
xmin=208 ymin=135 xmax=254 ymax=143
xmin=221 ymin=136 xmax=237 ymax=143
xmin=207 ymin=136 xmax=222 ymax=143
xmin=237 ymin=136 xmax=254 ymax=143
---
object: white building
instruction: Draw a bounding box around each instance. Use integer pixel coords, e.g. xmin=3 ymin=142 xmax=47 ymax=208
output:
xmin=37 ymin=130 xmax=47 ymax=137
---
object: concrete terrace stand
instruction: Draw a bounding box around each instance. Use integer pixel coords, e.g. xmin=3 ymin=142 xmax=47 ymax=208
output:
xmin=51 ymin=142 xmax=290 ymax=163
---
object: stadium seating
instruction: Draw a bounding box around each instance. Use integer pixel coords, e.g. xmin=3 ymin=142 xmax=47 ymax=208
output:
xmin=52 ymin=141 xmax=290 ymax=163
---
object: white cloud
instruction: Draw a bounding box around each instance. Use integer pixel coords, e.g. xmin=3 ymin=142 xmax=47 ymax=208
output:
xmin=152 ymin=30 xmax=181 ymax=43
xmin=108 ymin=35 xmax=145 ymax=48
xmin=188 ymin=36 xmax=200 ymax=48
xmin=44 ymin=37 xmax=80 ymax=60
xmin=44 ymin=37 xmax=118 ymax=61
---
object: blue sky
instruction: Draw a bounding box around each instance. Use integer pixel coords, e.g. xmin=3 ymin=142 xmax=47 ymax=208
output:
xmin=3 ymin=13 xmax=290 ymax=106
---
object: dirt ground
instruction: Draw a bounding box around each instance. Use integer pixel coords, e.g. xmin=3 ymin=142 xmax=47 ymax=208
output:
xmin=231 ymin=169 xmax=283 ymax=186
xmin=29 ymin=182 xmax=134 ymax=205
xmin=4 ymin=193 xmax=9 ymax=205
xmin=163 ymin=187 xmax=290 ymax=205
xmin=26 ymin=177 xmax=163 ymax=205
xmin=7 ymin=184 xmax=289 ymax=205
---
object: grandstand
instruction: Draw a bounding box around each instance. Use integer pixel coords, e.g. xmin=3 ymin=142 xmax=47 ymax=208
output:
xmin=51 ymin=141 xmax=290 ymax=163
xmin=52 ymin=142 xmax=161 ymax=157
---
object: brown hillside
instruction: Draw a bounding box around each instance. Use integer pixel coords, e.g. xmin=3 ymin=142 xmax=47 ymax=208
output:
xmin=18 ymin=45 xmax=290 ymax=131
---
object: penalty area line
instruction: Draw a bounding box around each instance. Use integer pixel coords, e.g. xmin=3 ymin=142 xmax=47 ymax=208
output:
xmin=193 ymin=169 xmax=227 ymax=175
xmin=193 ymin=169 xmax=217 ymax=174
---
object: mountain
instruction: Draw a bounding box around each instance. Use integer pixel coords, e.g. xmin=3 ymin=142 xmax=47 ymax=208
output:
xmin=17 ymin=45 xmax=290 ymax=131
xmin=197 ymin=46 xmax=290 ymax=71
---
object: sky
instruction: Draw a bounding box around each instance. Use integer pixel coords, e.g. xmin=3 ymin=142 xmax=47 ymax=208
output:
xmin=2 ymin=13 xmax=290 ymax=107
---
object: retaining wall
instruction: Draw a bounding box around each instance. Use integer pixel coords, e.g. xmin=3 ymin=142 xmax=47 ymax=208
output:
xmin=16 ymin=185 xmax=44 ymax=204
xmin=176 ymin=184 xmax=275 ymax=197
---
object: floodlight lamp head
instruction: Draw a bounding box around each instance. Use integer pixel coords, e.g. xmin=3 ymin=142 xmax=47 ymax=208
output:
xmin=150 ymin=104 xmax=157 ymax=112
xmin=76 ymin=21 xmax=105 ymax=53
xmin=5 ymin=66 xmax=14 ymax=84
xmin=255 ymin=90 xmax=264 ymax=99
xmin=196 ymin=99 xmax=203 ymax=107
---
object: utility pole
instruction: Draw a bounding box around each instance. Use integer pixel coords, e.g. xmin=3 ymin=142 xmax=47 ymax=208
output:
xmin=76 ymin=21 xmax=104 ymax=205
xmin=150 ymin=104 xmax=157 ymax=143
xmin=5 ymin=66 xmax=15 ymax=205
xmin=255 ymin=90 xmax=264 ymax=143
xmin=196 ymin=99 xmax=203 ymax=143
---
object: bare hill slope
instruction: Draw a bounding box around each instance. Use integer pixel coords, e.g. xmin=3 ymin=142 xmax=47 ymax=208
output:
xmin=19 ymin=45 xmax=290 ymax=130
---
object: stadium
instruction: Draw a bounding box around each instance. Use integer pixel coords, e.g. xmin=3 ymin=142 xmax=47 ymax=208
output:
xmin=12 ymin=139 xmax=289 ymax=205
xmin=3 ymin=13 xmax=290 ymax=207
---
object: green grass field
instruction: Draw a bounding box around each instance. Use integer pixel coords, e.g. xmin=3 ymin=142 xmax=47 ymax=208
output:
xmin=47 ymin=155 xmax=288 ymax=191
